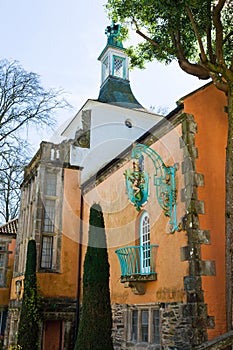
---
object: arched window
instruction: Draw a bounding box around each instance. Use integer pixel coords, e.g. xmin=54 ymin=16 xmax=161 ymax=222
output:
xmin=140 ymin=211 xmax=150 ymax=274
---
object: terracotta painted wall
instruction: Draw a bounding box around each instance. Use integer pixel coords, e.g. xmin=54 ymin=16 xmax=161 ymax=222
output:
xmin=0 ymin=238 xmax=16 ymax=305
xmin=10 ymin=168 xmax=81 ymax=300
xmin=183 ymin=83 xmax=228 ymax=338
xmin=38 ymin=168 xmax=81 ymax=298
xmin=82 ymin=124 xmax=189 ymax=305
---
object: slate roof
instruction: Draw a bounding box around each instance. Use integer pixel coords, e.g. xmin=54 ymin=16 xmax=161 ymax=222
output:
xmin=0 ymin=218 xmax=18 ymax=235
xmin=98 ymin=76 xmax=143 ymax=109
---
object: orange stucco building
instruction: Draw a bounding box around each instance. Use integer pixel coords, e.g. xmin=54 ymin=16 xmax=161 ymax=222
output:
xmin=182 ymin=83 xmax=228 ymax=340
xmin=79 ymin=82 xmax=228 ymax=349
xmin=0 ymin=219 xmax=17 ymax=345
xmin=2 ymin=23 xmax=230 ymax=350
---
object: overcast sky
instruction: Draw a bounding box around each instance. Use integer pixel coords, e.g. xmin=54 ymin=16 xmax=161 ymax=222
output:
xmin=1 ymin=0 xmax=207 ymax=148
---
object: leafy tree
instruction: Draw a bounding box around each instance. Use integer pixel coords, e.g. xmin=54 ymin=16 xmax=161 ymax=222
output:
xmin=17 ymin=239 xmax=40 ymax=350
xmin=106 ymin=0 xmax=233 ymax=329
xmin=75 ymin=203 xmax=113 ymax=350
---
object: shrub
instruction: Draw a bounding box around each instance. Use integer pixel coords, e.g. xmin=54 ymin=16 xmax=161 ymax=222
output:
xmin=75 ymin=203 xmax=113 ymax=350
xmin=17 ymin=239 xmax=40 ymax=349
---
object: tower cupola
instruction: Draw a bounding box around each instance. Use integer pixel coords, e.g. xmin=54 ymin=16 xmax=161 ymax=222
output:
xmin=97 ymin=22 xmax=143 ymax=109
xmin=98 ymin=23 xmax=129 ymax=84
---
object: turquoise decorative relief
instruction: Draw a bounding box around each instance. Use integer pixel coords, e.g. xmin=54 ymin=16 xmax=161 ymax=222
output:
xmin=125 ymin=143 xmax=180 ymax=233
xmin=124 ymin=154 xmax=149 ymax=211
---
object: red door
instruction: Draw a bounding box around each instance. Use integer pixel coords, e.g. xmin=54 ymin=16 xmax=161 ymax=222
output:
xmin=43 ymin=320 xmax=63 ymax=350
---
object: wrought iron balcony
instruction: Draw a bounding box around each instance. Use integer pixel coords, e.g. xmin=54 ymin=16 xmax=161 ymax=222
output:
xmin=115 ymin=244 xmax=159 ymax=283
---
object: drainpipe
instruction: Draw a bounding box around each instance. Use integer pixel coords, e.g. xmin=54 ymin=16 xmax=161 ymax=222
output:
xmin=75 ymin=188 xmax=84 ymax=339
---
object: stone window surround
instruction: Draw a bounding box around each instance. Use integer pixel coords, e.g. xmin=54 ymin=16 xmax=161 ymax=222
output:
xmin=39 ymin=166 xmax=63 ymax=273
xmin=126 ymin=303 xmax=161 ymax=348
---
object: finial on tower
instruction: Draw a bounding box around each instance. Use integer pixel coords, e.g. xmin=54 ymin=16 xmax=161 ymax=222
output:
xmin=105 ymin=21 xmax=123 ymax=48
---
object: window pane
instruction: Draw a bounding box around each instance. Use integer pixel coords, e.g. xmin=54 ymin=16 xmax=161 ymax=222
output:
xmin=140 ymin=213 xmax=151 ymax=273
xmin=43 ymin=199 xmax=55 ymax=233
xmin=45 ymin=173 xmax=57 ymax=196
xmin=41 ymin=236 xmax=53 ymax=269
xmin=141 ymin=310 xmax=149 ymax=342
xmin=0 ymin=311 xmax=7 ymax=336
xmin=0 ymin=270 xmax=4 ymax=285
xmin=0 ymin=255 xmax=4 ymax=267
xmin=131 ymin=310 xmax=138 ymax=342
xmin=102 ymin=56 xmax=109 ymax=81
xmin=152 ymin=309 xmax=160 ymax=345
xmin=113 ymin=57 xmax=124 ymax=78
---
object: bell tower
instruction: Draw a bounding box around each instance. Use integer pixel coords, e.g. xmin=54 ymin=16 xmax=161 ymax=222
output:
xmin=97 ymin=22 xmax=142 ymax=109
xmin=99 ymin=22 xmax=129 ymax=84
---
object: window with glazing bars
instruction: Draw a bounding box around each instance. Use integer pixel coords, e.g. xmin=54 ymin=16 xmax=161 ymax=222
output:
xmin=141 ymin=309 xmax=149 ymax=342
xmin=128 ymin=307 xmax=160 ymax=345
xmin=0 ymin=270 xmax=4 ymax=286
xmin=0 ymin=254 xmax=5 ymax=268
xmin=40 ymin=235 xmax=53 ymax=269
xmin=131 ymin=310 xmax=138 ymax=342
xmin=102 ymin=56 xmax=109 ymax=82
xmin=45 ymin=172 xmax=57 ymax=196
xmin=43 ymin=199 xmax=55 ymax=233
xmin=152 ymin=309 xmax=160 ymax=345
xmin=113 ymin=56 xmax=125 ymax=78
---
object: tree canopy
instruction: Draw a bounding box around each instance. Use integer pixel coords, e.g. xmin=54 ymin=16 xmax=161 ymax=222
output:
xmin=106 ymin=0 xmax=233 ymax=94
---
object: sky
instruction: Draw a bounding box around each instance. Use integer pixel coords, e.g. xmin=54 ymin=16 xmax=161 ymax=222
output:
xmin=1 ymin=0 xmax=208 ymax=149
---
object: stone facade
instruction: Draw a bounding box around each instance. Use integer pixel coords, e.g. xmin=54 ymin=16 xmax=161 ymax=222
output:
xmin=111 ymin=302 xmax=205 ymax=350
xmin=180 ymin=114 xmax=215 ymax=346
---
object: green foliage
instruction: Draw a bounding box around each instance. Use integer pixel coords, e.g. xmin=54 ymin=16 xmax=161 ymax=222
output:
xmin=75 ymin=203 xmax=113 ymax=350
xmin=17 ymin=240 xmax=40 ymax=350
xmin=106 ymin=0 xmax=233 ymax=85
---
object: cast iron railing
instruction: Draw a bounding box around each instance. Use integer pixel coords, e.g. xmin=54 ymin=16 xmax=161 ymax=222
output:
xmin=115 ymin=244 xmax=159 ymax=281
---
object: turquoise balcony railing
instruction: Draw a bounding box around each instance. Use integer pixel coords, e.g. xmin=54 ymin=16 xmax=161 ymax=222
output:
xmin=115 ymin=245 xmax=159 ymax=283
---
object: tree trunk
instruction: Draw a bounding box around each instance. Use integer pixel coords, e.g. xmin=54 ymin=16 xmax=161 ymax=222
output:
xmin=226 ymin=86 xmax=233 ymax=331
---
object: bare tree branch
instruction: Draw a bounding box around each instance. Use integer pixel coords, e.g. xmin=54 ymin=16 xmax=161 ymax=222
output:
xmin=0 ymin=59 xmax=70 ymax=144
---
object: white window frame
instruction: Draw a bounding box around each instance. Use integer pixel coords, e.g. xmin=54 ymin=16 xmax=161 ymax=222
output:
xmin=112 ymin=55 xmax=126 ymax=79
xmin=102 ymin=55 xmax=109 ymax=83
xmin=140 ymin=211 xmax=151 ymax=274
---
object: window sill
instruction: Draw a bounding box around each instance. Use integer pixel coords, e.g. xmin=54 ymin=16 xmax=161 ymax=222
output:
xmin=126 ymin=341 xmax=160 ymax=349
xmin=121 ymin=273 xmax=157 ymax=283
xmin=38 ymin=269 xmax=60 ymax=274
